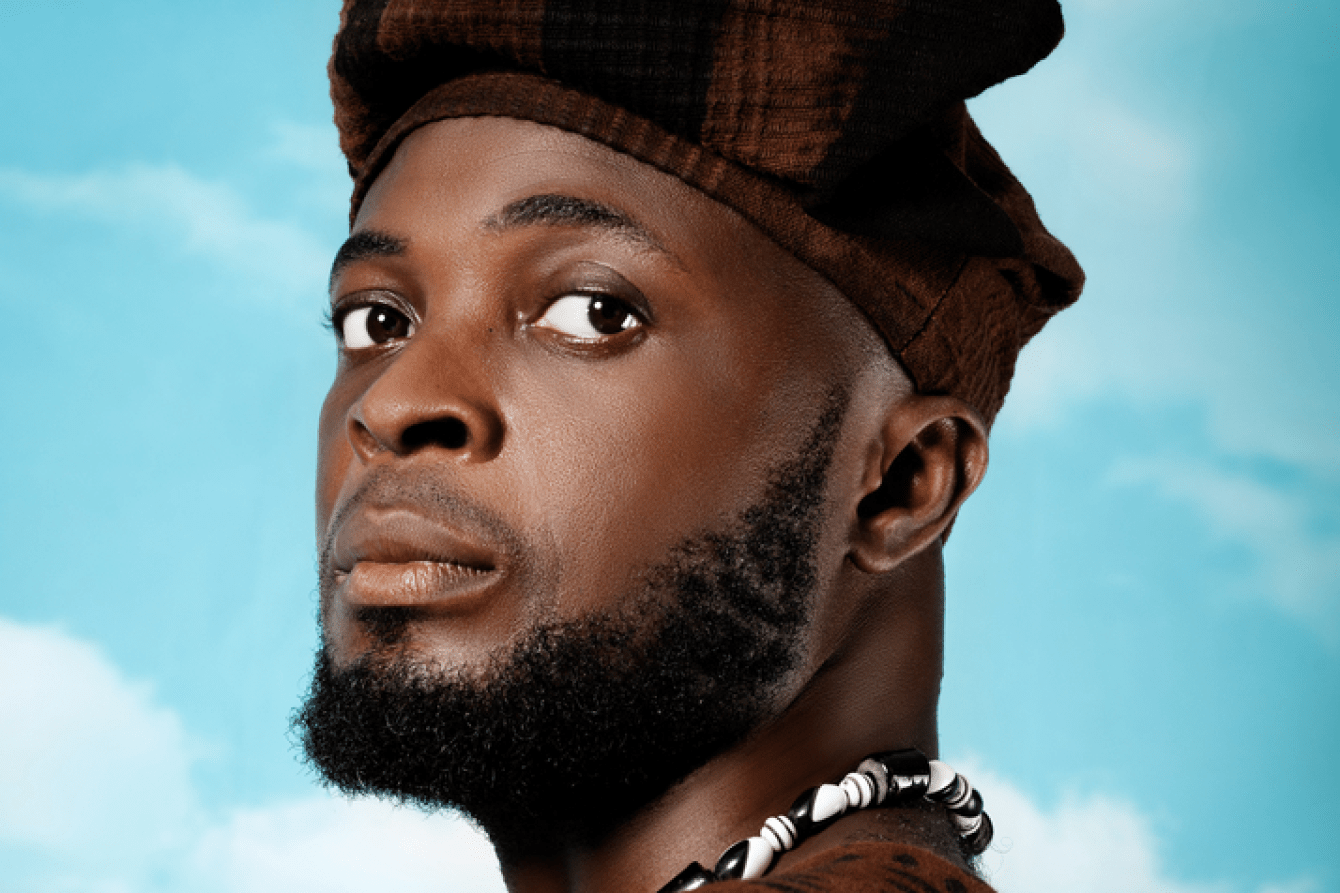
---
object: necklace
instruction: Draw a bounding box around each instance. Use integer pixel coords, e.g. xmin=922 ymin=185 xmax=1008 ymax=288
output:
xmin=657 ymin=748 xmax=991 ymax=892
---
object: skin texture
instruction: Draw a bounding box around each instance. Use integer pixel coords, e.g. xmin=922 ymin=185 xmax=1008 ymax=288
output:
xmin=301 ymin=387 xmax=852 ymax=851
xmin=316 ymin=116 xmax=989 ymax=893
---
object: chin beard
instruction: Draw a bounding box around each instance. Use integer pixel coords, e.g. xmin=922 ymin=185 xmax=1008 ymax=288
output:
xmin=294 ymin=391 xmax=846 ymax=855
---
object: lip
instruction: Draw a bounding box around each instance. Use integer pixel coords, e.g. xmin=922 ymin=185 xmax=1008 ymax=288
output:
xmin=330 ymin=507 xmax=504 ymax=610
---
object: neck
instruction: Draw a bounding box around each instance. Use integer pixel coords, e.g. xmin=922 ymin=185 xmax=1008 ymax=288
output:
xmin=492 ymin=549 xmax=950 ymax=893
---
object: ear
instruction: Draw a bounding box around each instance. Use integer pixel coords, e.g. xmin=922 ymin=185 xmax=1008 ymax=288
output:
xmin=848 ymin=396 xmax=989 ymax=573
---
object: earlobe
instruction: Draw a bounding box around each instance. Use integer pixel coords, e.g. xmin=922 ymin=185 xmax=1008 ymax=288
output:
xmin=849 ymin=397 xmax=988 ymax=573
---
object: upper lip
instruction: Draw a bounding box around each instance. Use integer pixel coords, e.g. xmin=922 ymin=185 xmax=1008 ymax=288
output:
xmin=330 ymin=507 xmax=501 ymax=575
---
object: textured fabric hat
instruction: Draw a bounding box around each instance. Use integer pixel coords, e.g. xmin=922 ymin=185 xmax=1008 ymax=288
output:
xmin=330 ymin=0 xmax=1084 ymax=426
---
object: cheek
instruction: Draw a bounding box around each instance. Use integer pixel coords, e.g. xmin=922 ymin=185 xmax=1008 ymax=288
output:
xmin=500 ymin=339 xmax=811 ymax=610
xmin=315 ymin=377 xmax=357 ymax=537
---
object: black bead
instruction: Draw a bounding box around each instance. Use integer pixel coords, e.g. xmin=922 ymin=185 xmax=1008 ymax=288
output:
xmin=659 ymin=862 xmax=717 ymax=893
xmin=950 ymin=788 xmax=983 ymax=819
xmin=714 ymin=839 xmax=751 ymax=880
xmin=868 ymin=748 xmax=930 ymax=802
xmin=786 ymin=786 xmax=842 ymax=840
xmin=963 ymin=811 xmax=994 ymax=856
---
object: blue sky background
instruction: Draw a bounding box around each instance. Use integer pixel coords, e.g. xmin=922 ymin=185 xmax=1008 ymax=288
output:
xmin=1 ymin=2 xmax=1336 ymax=891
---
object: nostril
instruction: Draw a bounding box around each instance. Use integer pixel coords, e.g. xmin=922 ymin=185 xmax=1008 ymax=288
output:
xmin=402 ymin=417 xmax=470 ymax=452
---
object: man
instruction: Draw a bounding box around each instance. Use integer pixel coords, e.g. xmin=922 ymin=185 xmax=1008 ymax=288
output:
xmin=296 ymin=2 xmax=1083 ymax=891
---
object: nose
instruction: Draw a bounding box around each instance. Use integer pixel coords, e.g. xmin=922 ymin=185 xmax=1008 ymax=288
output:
xmin=346 ymin=338 xmax=504 ymax=463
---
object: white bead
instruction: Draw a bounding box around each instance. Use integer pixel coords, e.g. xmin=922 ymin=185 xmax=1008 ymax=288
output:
xmin=811 ymin=783 xmax=848 ymax=822
xmin=952 ymin=812 xmax=984 ymax=834
xmin=928 ymin=760 xmax=956 ymax=796
xmin=841 ymin=772 xmax=875 ymax=809
xmin=857 ymin=758 xmax=891 ymax=805
xmin=741 ymin=837 xmax=775 ymax=879
xmin=763 ymin=815 xmax=796 ymax=851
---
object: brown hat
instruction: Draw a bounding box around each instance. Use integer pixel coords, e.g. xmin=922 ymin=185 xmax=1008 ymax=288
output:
xmin=330 ymin=0 xmax=1084 ymax=426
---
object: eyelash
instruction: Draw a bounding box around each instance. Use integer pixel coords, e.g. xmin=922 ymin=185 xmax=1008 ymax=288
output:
xmin=326 ymin=295 xmax=419 ymax=352
xmin=537 ymin=290 xmax=649 ymax=340
xmin=325 ymin=284 xmax=652 ymax=351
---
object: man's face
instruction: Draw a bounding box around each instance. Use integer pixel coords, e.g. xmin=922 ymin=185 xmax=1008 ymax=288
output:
xmin=317 ymin=116 xmax=882 ymax=679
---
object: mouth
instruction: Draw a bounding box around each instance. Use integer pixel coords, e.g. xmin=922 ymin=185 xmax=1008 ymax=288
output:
xmin=329 ymin=507 xmax=504 ymax=611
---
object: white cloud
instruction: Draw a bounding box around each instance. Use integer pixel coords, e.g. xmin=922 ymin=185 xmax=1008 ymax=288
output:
xmin=971 ymin=54 xmax=1213 ymax=439
xmin=263 ymin=121 xmax=347 ymax=179
xmin=972 ymin=50 xmax=1206 ymax=435
xmin=0 ymin=618 xmax=203 ymax=875
xmin=972 ymin=14 xmax=1340 ymax=480
xmin=969 ymin=7 xmax=1340 ymax=646
xmin=0 ymin=164 xmax=329 ymax=295
xmin=0 ymin=617 xmax=504 ymax=893
xmin=955 ymin=759 xmax=1309 ymax=893
xmin=999 ymin=290 xmax=1340 ymax=480
xmin=1062 ymin=0 xmax=1265 ymax=26
xmin=2 ymin=616 xmax=1314 ymax=893
xmin=262 ymin=120 xmax=354 ymax=219
xmin=179 ymin=798 xmax=504 ymax=893
xmin=1255 ymin=882 xmax=1319 ymax=893
xmin=1111 ymin=457 xmax=1340 ymax=640
xmin=972 ymin=52 xmax=1196 ymax=223
xmin=962 ymin=766 xmax=1210 ymax=893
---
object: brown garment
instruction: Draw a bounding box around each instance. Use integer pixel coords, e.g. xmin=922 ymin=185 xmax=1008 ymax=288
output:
xmin=714 ymin=841 xmax=996 ymax=893
xmin=329 ymin=1 xmax=1085 ymax=427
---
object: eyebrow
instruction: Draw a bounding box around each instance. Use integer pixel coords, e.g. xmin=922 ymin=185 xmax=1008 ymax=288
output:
xmin=483 ymin=193 xmax=682 ymax=266
xmin=329 ymin=194 xmax=681 ymax=290
xmin=329 ymin=230 xmax=408 ymax=290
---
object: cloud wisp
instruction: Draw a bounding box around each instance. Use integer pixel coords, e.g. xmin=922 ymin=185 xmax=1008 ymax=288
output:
xmin=0 ymin=617 xmax=1311 ymax=893
xmin=0 ymin=163 xmax=330 ymax=297
xmin=957 ymin=759 xmax=1314 ymax=893
xmin=1112 ymin=457 xmax=1340 ymax=641
xmin=0 ymin=618 xmax=204 ymax=886
xmin=0 ymin=616 xmax=505 ymax=893
xmin=966 ymin=2 xmax=1340 ymax=642
xmin=975 ymin=4 xmax=1340 ymax=479
xmin=180 ymin=797 xmax=505 ymax=893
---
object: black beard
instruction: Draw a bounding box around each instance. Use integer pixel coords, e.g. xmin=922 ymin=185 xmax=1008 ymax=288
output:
xmin=294 ymin=391 xmax=847 ymax=856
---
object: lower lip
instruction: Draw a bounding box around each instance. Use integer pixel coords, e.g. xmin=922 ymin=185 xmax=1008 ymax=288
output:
xmin=339 ymin=560 xmax=500 ymax=610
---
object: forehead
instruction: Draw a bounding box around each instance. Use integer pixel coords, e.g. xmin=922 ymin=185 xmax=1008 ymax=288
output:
xmin=347 ymin=115 xmax=893 ymax=384
xmin=360 ymin=118 xmax=702 ymax=249
xmin=353 ymin=117 xmax=827 ymax=307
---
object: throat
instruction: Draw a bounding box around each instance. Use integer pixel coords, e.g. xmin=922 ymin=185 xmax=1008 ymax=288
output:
xmin=492 ymin=749 xmax=989 ymax=893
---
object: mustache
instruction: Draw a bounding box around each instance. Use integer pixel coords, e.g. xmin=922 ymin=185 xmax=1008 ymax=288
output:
xmin=318 ymin=465 xmax=527 ymax=579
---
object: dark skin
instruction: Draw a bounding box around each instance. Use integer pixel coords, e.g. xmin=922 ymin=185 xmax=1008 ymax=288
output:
xmin=318 ymin=116 xmax=988 ymax=893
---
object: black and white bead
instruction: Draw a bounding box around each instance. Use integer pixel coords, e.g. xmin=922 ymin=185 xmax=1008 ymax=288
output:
xmin=760 ymin=815 xmax=798 ymax=853
xmin=658 ymin=749 xmax=993 ymax=893
xmin=862 ymin=748 xmax=932 ymax=804
xmin=840 ymin=770 xmax=878 ymax=810
xmin=926 ymin=759 xmax=992 ymax=857
xmin=660 ymin=862 xmax=716 ymax=892
xmin=713 ymin=835 xmax=777 ymax=880
xmin=786 ymin=782 xmax=849 ymax=840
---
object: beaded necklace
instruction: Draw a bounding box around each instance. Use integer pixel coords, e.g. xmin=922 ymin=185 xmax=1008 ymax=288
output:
xmin=657 ymin=748 xmax=991 ymax=892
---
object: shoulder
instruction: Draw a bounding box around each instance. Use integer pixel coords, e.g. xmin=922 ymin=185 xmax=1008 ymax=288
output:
xmin=715 ymin=841 xmax=997 ymax=893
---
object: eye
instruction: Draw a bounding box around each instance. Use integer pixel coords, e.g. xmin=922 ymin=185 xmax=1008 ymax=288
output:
xmin=338 ymin=304 xmax=415 ymax=349
xmin=535 ymin=294 xmax=642 ymax=340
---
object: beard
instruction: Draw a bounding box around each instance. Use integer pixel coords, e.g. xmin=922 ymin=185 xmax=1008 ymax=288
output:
xmin=294 ymin=390 xmax=847 ymax=855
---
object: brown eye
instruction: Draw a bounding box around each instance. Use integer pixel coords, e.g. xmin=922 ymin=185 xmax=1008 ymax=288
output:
xmin=587 ymin=298 xmax=636 ymax=335
xmin=339 ymin=305 xmax=415 ymax=349
xmin=536 ymin=294 xmax=642 ymax=339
